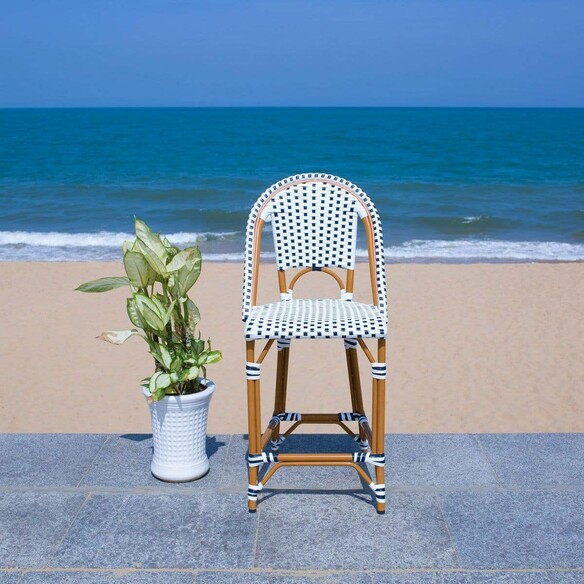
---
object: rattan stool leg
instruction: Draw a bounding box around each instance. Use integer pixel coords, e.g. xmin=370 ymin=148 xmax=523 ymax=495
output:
xmin=271 ymin=346 xmax=287 ymax=448
xmin=373 ymin=339 xmax=386 ymax=514
xmin=346 ymin=343 xmax=368 ymax=449
xmin=246 ymin=340 xmax=262 ymax=512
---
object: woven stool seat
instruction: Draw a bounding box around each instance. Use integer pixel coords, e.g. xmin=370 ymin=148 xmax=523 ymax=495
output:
xmin=245 ymin=299 xmax=387 ymax=340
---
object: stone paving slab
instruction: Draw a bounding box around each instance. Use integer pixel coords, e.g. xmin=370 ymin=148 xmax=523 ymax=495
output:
xmin=440 ymin=491 xmax=584 ymax=569
xmin=2 ymin=572 xmax=583 ymax=583
xmin=50 ymin=493 xmax=257 ymax=569
xmin=476 ymin=434 xmax=584 ymax=488
xmin=0 ymin=492 xmax=86 ymax=568
xmin=1 ymin=433 xmax=583 ymax=578
xmin=0 ymin=435 xmax=107 ymax=487
xmin=374 ymin=573 xmax=552 ymax=583
xmin=0 ymin=573 xmax=22 ymax=584
xmin=197 ymin=572 xmax=373 ymax=583
xmin=255 ymin=492 xmax=457 ymax=570
xmin=17 ymin=572 xmax=194 ymax=583
xmin=547 ymin=572 xmax=584 ymax=583
xmin=383 ymin=435 xmax=500 ymax=489
xmin=79 ymin=434 xmax=229 ymax=491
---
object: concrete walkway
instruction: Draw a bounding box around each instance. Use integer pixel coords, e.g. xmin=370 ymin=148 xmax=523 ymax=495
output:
xmin=0 ymin=433 xmax=582 ymax=583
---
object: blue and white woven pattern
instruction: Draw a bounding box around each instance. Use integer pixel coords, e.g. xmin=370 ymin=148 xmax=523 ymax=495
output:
xmin=242 ymin=174 xmax=387 ymax=324
xmin=244 ymin=298 xmax=387 ymax=340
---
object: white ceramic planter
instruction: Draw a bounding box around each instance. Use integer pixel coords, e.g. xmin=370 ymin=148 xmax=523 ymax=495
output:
xmin=143 ymin=379 xmax=215 ymax=482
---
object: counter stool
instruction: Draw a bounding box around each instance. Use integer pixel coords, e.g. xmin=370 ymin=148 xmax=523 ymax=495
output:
xmin=243 ymin=173 xmax=388 ymax=513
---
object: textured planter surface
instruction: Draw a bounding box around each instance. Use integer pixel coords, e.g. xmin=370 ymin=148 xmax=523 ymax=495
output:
xmin=143 ymin=379 xmax=215 ymax=482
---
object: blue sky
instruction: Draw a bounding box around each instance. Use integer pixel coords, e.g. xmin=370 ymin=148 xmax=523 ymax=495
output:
xmin=1 ymin=0 xmax=583 ymax=107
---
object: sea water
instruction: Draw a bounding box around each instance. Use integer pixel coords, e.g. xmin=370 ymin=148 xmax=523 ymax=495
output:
xmin=0 ymin=107 xmax=582 ymax=262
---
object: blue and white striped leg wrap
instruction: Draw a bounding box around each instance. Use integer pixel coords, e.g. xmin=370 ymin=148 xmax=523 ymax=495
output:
xmin=344 ymin=338 xmax=357 ymax=350
xmin=369 ymin=482 xmax=386 ymax=504
xmin=246 ymin=362 xmax=261 ymax=380
xmin=248 ymin=482 xmax=263 ymax=501
xmin=275 ymin=412 xmax=301 ymax=422
xmin=353 ymin=435 xmax=370 ymax=449
xmin=372 ymin=363 xmax=386 ymax=380
xmin=277 ymin=338 xmax=291 ymax=350
xmin=338 ymin=412 xmax=368 ymax=426
xmin=269 ymin=435 xmax=286 ymax=451
xmin=247 ymin=452 xmax=279 ymax=468
xmin=352 ymin=452 xmax=385 ymax=467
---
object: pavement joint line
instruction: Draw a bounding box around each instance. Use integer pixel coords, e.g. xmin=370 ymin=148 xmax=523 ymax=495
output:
xmin=1 ymin=485 xmax=582 ymax=495
xmin=250 ymin=498 xmax=262 ymax=568
xmin=435 ymin=492 xmax=462 ymax=569
xmin=3 ymin=568 xmax=583 ymax=574
xmin=74 ymin=433 xmax=112 ymax=488
xmin=472 ymin=433 xmax=505 ymax=487
xmin=45 ymin=491 xmax=91 ymax=568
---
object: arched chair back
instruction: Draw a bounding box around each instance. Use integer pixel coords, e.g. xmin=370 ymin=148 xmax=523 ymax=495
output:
xmin=242 ymin=173 xmax=386 ymax=320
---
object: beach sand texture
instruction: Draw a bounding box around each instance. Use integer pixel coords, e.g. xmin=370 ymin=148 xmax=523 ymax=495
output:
xmin=1 ymin=262 xmax=582 ymax=434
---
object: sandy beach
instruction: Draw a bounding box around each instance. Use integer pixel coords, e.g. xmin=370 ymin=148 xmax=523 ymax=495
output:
xmin=1 ymin=261 xmax=582 ymax=434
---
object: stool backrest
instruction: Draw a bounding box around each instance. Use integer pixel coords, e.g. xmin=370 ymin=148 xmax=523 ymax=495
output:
xmin=243 ymin=173 xmax=386 ymax=320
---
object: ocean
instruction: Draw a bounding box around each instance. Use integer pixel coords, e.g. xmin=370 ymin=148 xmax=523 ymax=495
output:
xmin=0 ymin=107 xmax=583 ymax=262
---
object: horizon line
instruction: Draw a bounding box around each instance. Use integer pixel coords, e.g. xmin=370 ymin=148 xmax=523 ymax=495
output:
xmin=1 ymin=105 xmax=584 ymax=111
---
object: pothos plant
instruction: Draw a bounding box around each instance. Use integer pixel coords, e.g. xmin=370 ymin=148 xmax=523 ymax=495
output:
xmin=76 ymin=218 xmax=221 ymax=402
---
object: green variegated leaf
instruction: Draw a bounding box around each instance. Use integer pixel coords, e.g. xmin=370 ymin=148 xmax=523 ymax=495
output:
xmin=135 ymin=239 xmax=168 ymax=278
xmin=166 ymin=249 xmax=192 ymax=272
xmin=123 ymin=250 xmax=155 ymax=289
xmin=135 ymin=294 xmax=166 ymax=333
xmin=76 ymin=277 xmax=129 ymax=293
xmin=173 ymin=247 xmax=202 ymax=297
xmin=126 ymin=297 xmax=145 ymax=328
xmin=158 ymin=345 xmax=173 ymax=369
xmin=122 ymin=240 xmax=136 ymax=255
xmin=169 ymin=356 xmax=183 ymax=372
xmin=135 ymin=218 xmax=168 ymax=261
xmin=185 ymin=299 xmax=201 ymax=334
xmin=98 ymin=329 xmax=140 ymax=344
xmin=153 ymin=386 xmax=166 ymax=401
xmin=150 ymin=295 xmax=171 ymax=325
xmin=149 ymin=371 xmax=168 ymax=392
xmin=201 ymin=350 xmax=222 ymax=364
xmin=191 ymin=338 xmax=204 ymax=354
xmin=162 ymin=236 xmax=180 ymax=256
xmin=181 ymin=365 xmax=199 ymax=381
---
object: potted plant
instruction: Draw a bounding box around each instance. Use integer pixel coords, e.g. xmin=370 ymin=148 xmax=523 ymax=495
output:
xmin=77 ymin=218 xmax=221 ymax=482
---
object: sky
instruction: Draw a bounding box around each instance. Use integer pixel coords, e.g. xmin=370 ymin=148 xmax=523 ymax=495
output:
xmin=0 ymin=0 xmax=583 ymax=108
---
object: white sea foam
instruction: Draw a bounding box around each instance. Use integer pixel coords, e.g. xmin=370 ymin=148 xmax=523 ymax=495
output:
xmin=375 ymin=240 xmax=584 ymax=262
xmin=0 ymin=231 xmax=583 ymax=262
xmin=0 ymin=230 xmax=237 ymax=247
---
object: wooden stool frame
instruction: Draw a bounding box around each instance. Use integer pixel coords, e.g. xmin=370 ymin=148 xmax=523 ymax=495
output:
xmin=243 ymin=174 xmax=387 ymax=514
